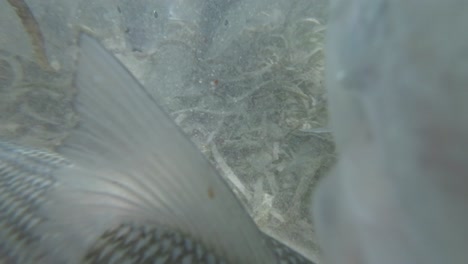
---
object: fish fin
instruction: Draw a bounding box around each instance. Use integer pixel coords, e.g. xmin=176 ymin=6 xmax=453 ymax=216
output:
xmin=39 ymin=33 xmax=274 ymax=263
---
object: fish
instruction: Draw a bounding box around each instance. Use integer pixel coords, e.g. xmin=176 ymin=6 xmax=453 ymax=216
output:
xmin=312 ymin=0 xmax=468 ymax=263
xmin=0 ymin=33 xmax=315 ymax=263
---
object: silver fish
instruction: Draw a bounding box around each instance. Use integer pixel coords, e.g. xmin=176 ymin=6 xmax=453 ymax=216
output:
xmin=0 ymin=33 xmax=314 ymax=264
xmin=313 ymin=0 xmax=468 ymax=263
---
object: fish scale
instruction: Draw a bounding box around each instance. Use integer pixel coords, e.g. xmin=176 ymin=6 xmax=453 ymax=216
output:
xmin=0 ymin=141 xmax=68 ymax=263
xmin=84 ymin=223 xmax=227 ymax=264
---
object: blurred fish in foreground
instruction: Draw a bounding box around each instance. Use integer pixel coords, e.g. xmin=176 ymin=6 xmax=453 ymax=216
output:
xmin=0 ymin=33 xmax=314 ymax=263
xmin=313 ymin=0 xmax=468 ymax=263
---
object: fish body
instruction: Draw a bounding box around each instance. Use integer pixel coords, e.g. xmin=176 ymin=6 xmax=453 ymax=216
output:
xmin=0 ymin=34 xmax=313 ymax=263
xmin=313 ymin=0 xmax=468 ymax=263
